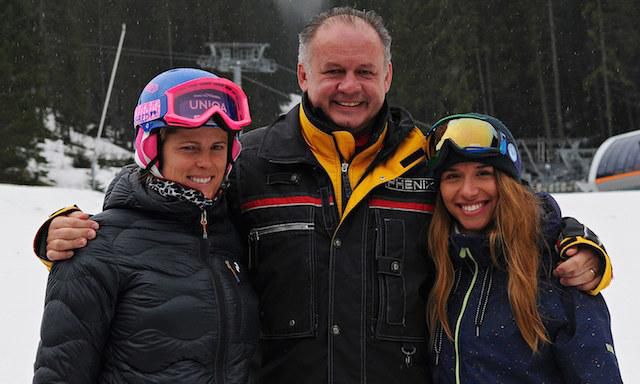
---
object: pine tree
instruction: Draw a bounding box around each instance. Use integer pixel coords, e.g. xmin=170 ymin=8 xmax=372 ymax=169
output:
xmin=0 ymin=0 xmax=48 ymax=184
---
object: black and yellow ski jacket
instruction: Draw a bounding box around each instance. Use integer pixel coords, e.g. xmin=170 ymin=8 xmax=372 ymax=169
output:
xmin=229 ymin=97 xmax=436 ymax=384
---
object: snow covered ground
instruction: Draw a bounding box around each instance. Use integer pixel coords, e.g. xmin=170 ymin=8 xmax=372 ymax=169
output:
xmin=35 ymin=132 xmax=133 ymax=190
xmin=1 ymin=184 xmax=637 ymax=382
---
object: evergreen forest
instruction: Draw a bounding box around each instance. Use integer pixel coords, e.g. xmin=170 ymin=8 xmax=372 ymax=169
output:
xmin=2 ymin=0 xmax=639 ymax=184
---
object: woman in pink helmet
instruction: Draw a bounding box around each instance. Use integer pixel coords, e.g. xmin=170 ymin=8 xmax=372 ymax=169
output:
xmin=33 ymin=68 xmax=258 ymax=383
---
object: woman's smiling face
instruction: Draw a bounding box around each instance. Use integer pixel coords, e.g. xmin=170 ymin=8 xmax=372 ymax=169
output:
xmin=439 ymin=162 xmax=498 ymax=233
xmin=160 ymin=127 xmax=228 ymax=199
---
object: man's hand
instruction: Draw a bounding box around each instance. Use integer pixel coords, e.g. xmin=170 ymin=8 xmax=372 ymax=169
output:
xmin=46 ymin=211 xmax=99 ymax=261
xmin=553 ymin=246 xmax=601 ymax=292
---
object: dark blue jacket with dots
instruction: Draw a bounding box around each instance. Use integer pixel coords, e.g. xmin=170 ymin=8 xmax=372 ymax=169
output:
xmin=430 ymin=193 xmax=622 ymax=383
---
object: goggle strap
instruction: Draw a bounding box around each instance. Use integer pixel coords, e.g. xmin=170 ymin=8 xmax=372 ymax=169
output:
xmin=144 ymin=157 xmax=159 ymax=175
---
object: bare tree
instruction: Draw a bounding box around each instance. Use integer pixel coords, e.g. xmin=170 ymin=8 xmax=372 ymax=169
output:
xmin=597 ymin=0 xmax=613 ymax=137
xmin=548 ymin=0 xmax=565 ymax=138
xmin=476 ymin=48 xmax=488 ymax=114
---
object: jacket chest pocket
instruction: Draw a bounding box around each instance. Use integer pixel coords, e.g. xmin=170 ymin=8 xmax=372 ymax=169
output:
xmin=248 ymin=221 xmax=316 ymax=339
xmin=374 ymin=211 xmax=429 ymax=342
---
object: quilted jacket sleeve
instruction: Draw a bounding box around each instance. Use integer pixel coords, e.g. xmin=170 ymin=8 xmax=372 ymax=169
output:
xmin=551 ymin=288 xmax=623 ymax=383
xmin=33 ymin=240 xmax=120 ymax=383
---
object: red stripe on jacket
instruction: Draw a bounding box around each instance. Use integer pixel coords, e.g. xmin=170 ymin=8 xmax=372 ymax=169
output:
xmin=369 ymin=198 xmax=434 ymax=213
xmin=241 ymin=195 xmax=334 ymax=212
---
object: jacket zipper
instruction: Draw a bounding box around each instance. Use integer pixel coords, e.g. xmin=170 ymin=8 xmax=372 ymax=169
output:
xmin=341 ymin=161 xmax=352 ymax=211
xmin=199 ymin=210 xmax=226 ymax=383
xmin=474 ymin=268 xmax=493 ymax=336
xmin=248 ymin=222 xmax=315 ymax=269
xmin=249 ymin=222 xmax=315 ymax=239
xmin=454 ymin=247 xmax=479 ymax=384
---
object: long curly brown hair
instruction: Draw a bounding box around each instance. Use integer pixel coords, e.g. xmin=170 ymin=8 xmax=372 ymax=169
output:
xmin=427 ymin=170 xmax=550 ymax=352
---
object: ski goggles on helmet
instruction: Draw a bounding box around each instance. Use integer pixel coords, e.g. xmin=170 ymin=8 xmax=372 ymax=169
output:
xmin=134 ymin=76 xmax=251 ymax=132
xmin=427 ymin=114 xmax=521 ymax=179
xmin=428 ymin=118 xmax=507 ymax=157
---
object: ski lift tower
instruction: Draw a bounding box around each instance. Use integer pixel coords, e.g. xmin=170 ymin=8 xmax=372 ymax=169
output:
xmin=197 ymin=42 xmax=277 ymax=86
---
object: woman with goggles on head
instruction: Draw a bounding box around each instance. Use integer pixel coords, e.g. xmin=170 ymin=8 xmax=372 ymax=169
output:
xmin=425 ymin=113 xmax=622 ymax=383
xmin=33 ymin=68 xmax=258 ymax=384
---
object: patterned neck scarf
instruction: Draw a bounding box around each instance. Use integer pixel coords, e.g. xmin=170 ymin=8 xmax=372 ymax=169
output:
xmin=147 ymin=177 xmax=216 ymax=210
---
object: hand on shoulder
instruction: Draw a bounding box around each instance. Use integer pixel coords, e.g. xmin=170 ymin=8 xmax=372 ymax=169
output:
xmin=46 ymin=211 xmax=99 ymax=261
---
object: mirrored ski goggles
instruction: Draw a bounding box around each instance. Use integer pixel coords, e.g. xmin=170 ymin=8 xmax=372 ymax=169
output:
xmin=427 ymin=118 xmax=508 ymax=159
xmin=134 ymin=77 xmax=251 ymax=132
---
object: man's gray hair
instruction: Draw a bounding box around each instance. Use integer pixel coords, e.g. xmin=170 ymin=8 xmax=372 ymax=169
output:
xmin=297 ymin=7 xmax=392 ymax=67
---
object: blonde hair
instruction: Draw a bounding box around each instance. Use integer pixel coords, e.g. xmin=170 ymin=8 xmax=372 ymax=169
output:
xmin=427 ymin=171 xmax=550 ymax=352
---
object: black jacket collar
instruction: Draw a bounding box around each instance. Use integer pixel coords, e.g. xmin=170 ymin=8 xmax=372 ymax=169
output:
xmin=256 ymin=104 xmax=317 ymax=164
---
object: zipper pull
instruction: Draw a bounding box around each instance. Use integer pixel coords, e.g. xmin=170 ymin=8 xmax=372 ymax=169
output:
xmin=401 ymin=344 xmax=416 ymax=368
xmin=225 ymin=260 xmax=241 ymax=283
xmin=200 ymin=210 xmax=208 ymax=239
xmin=341 ymin=162 xmax=349 ymax=173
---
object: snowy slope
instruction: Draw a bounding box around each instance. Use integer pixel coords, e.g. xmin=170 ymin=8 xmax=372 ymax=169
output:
xmin=1 ymin=184 xmax=637 ymax=382
xmin=34 ymin=123 xmax=133 ymax=190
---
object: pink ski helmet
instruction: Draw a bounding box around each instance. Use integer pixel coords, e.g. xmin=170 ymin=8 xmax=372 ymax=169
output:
xmin=133 ymin=68 xmax=251 ymax=178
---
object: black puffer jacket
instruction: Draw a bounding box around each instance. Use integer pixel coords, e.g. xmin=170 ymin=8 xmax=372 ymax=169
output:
xmin=33 ymin=167 xmax=259 ymax=383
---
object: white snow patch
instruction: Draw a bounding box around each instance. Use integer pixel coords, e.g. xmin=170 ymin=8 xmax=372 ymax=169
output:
xmin=1 ymin=185 xmax=637 ymax=382
xmin=37 ymin=125 xmax=133 ymax=190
